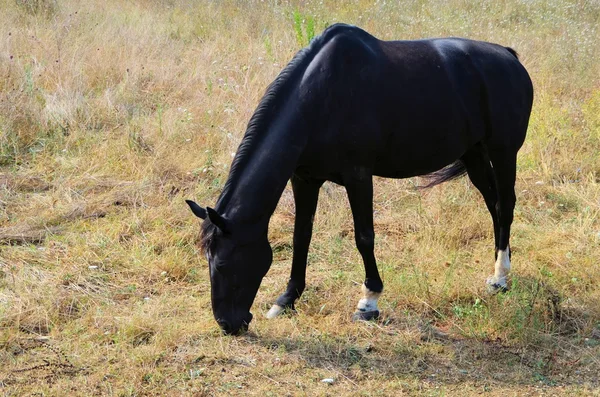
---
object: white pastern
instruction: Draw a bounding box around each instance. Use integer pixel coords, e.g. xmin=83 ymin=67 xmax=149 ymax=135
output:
xmin=486 ymin=248 xmax=511 ymax=290
xmin=265 ymin=304 xmax=285 ymax=319
xmin=356 ymin=284 xmax=381 ymax=312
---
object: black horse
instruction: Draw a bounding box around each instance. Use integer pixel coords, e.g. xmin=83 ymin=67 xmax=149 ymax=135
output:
xmin=186 ymin=24 xmax=533 ymax=335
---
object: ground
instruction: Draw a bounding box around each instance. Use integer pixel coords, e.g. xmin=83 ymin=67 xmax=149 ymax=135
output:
xmin=1 ymin=0 xmax=599 ymax=395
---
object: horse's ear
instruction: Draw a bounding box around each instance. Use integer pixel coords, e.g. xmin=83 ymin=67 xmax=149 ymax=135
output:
xmin=186 ymin=200 xmax=207 ymax=219
xmin=206 ymin=207 xmax=229 ymax=233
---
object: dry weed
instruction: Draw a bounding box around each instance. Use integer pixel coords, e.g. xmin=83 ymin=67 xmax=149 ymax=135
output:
xmin=0 ymin=0 xmax=599 ymax=395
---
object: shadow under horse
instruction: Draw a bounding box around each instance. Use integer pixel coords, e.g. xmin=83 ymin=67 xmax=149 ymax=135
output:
xmin=186 ymin=23 xmax=534 ymax=335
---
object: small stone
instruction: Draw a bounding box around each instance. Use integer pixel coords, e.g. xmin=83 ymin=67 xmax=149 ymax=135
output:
xmin=189 ymin=368 xmax=204 ymax=379
xmin=88 ymin=265 xmax=98 ymax=269
xmin=321 ymin=378 xmax=334 ymax=385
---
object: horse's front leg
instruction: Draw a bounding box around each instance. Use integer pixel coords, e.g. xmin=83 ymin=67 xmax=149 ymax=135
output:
xmin=343 ymin=168 xmax=383 ymax=321
xmin=266 ymin=175 xmax=324 ymax=319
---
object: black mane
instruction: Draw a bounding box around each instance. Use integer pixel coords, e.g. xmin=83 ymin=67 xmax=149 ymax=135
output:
xmin=201 ymin=25 xmax=346 ymax=252
xmin=200 ymin=218 xmax=215 ymax=254
xmin=215 ymin=26 xmax=345 ymax=210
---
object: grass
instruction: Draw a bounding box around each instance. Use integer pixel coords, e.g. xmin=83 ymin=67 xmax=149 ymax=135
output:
xmin=1 ymin=0 xmax=599 ymax=395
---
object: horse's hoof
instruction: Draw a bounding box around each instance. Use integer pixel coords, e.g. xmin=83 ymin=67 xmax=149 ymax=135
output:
xmin=352 ymin=310 xmax=380 ymax=322
xmin=266 ymin=304 xmax=286 ymax=319
xmin=486 ymin=277 xmax=509 ymax=295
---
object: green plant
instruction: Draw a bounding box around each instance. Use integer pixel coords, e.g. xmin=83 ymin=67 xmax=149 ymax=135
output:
xmin=292 ymin=10 xmax=316 ymax=47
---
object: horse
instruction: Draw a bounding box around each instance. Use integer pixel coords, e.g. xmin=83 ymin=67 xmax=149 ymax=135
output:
xmin=186 ymin=23 xmax=533 ymax=335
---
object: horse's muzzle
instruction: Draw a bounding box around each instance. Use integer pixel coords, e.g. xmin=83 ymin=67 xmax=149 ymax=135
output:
xmin=217 ymin=312 xmax=253 ymax=335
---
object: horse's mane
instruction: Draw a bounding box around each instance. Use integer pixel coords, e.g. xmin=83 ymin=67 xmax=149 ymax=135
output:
xmin=201 ymin=24 xmax=349 ymax=252
xmin=216 ymin=33 xmax=331 ymax=209
xmin=200 ymin=218 xmax=215 ymax=254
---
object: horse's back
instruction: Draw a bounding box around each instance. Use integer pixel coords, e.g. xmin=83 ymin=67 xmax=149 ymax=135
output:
xmin=296 ymin=26 xmax=533 ymax=179
xmin=379 ymin=37 xmax=533 ymax=162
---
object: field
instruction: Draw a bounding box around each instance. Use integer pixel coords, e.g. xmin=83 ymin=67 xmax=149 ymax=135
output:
xmin=1 ymin=0 xmax=599 ymax=395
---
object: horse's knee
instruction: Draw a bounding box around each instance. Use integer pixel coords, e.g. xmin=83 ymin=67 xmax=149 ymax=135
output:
xmin=355 ymin=231 xmax=374 ymax=253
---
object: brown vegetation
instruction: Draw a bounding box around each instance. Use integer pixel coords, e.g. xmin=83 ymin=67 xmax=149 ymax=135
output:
xmin=1 ymin=0 xmax=599 ymax=395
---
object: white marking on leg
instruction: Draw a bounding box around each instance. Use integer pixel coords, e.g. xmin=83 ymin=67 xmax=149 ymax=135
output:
xmin=356 ymin=283 xmax=381 ymax=312
xmin=486 ymin=247 xmax=511 ymax=290
xmin=266 ymin=304 xmax=285 ymax=319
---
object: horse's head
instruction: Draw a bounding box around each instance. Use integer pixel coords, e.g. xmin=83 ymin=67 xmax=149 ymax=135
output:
xmin=186 ymin=200 xmax=272 ymax=335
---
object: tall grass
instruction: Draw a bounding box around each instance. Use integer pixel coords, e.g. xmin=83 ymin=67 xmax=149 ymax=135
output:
xmin=0 ymin=0 xmax=599 ymax=395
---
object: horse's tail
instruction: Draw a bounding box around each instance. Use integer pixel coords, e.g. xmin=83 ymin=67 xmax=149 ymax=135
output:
xmin=419 ymin=160 xmax=467 ymax=189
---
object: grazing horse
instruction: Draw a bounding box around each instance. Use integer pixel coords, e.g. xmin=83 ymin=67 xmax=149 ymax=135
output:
xmin=186 ymin=24 xmax=533 ymax=335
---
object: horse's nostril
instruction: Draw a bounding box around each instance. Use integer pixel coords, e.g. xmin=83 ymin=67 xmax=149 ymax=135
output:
xmin=217 ymin=319 xmax=231 ymax=334
xmin=216 ymin=313 xmax=253 ymax=335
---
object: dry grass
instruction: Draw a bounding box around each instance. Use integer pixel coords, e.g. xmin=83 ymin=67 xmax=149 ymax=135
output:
xmin=1 ymin=0 xmax=599 ymax=395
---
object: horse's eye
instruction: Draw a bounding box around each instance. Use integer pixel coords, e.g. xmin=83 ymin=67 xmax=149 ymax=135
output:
xmin=213 ymin=261 xmax=232 ymax=275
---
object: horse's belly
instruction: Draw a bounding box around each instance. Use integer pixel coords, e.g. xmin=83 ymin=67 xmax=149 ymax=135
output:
xmin=372 ymin=128 xmax=473 ymax=178
xmin=373 ymin=155 xmax=458 ymax=179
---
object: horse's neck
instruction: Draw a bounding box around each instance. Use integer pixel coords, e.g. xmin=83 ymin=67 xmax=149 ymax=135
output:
xmin=216 ymin=123 xmax=305 ymax=225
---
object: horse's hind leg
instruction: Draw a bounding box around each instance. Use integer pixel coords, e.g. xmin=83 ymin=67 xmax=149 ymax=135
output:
xmin=486 ymin=148 xmax=518 ymax=293
xmin=461 ymin=145 xmax=512 ymax=293
xmin=461 ymin=144 xmax=499 ymax=251
xmin=266 ymin=175 xmax=324 ymax=319
xmin=343 ymin=168 xmax=383 ymax=322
